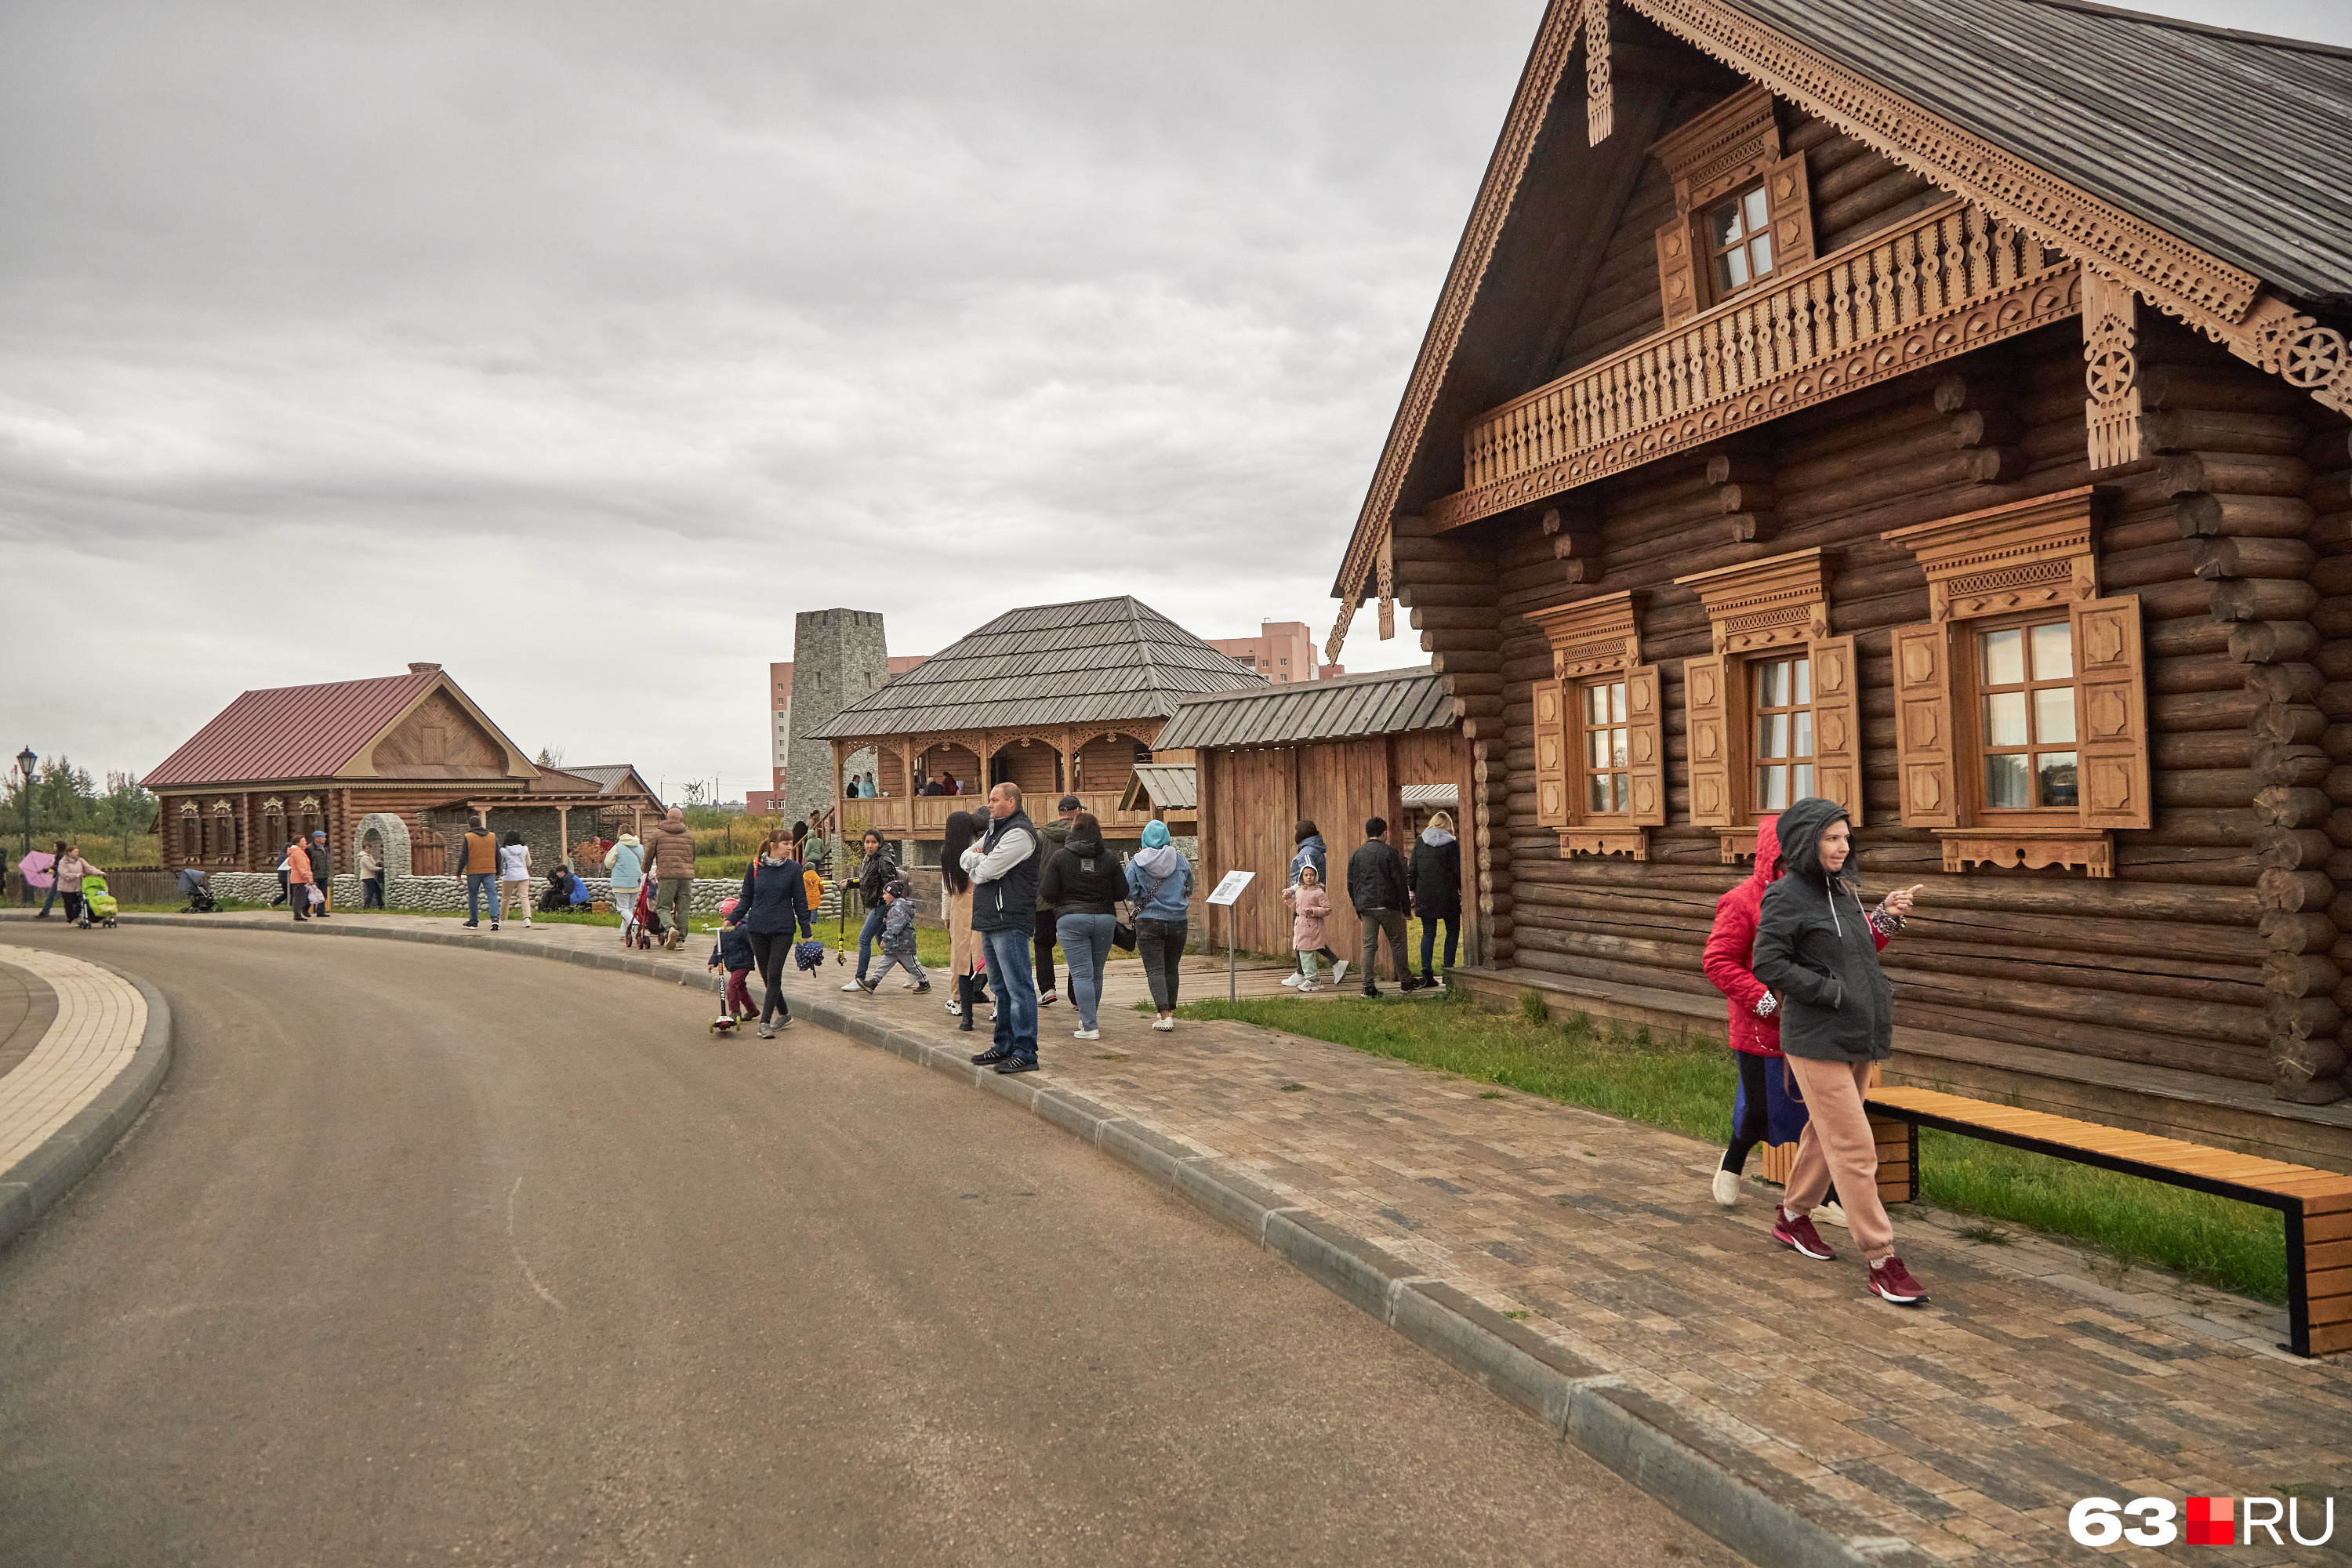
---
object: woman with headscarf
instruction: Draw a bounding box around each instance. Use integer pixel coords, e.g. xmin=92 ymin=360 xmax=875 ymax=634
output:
xmin=1408 ymin=810 xmax=1462 ymax=989
xmin=942 ymin=810 xmax=983 ymax=1032
xmin=1751 ymin=797 xmax=1925 ymax=1306
xmin=1126 ymin=820 xmax=1194 ymax=1030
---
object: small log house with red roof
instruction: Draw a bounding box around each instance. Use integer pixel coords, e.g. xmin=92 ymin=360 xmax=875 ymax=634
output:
xmin=147 ymin=662 xmax=659 ymax=880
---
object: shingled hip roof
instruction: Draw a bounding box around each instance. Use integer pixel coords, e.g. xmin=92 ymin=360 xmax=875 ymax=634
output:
xmin=1154 ymin=666 xmax=1454 ymax=751
xmin=806 ymin=596 xmax=1265 ymax=740
xmin=147 ymin=670 xmax=442 ymax=788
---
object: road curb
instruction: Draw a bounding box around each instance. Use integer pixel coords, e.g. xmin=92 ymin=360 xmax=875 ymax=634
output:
xmin=4 ymin=912 xmax=1923 ymax=1567
xmin=0 ymin=954 xmax=175 ymax=1252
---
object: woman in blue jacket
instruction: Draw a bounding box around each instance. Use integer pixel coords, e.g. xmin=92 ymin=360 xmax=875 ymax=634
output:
xmin=735 ymin=831 xmax=814 ymax=1038
xmin=1126 ymin=820 xmax=1195 ymax=1031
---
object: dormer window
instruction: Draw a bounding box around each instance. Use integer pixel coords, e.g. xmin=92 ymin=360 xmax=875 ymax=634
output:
xmin=1708 ymin=184 xmax=1776 ymax=296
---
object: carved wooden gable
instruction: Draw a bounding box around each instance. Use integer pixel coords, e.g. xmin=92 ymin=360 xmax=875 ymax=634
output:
xmin=371 ymin=687 xmax=509 ymax=779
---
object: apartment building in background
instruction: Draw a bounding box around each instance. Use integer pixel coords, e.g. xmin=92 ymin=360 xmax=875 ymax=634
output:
xmin=1203 ymin=621 xmax=1343 ymax=685
xmin=749 ymin=655 xmax=927 ymax=815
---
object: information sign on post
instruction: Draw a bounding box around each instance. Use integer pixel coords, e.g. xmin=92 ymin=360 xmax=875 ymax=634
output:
xmin=1206 ymin=870 xmax=1257 ymax=1001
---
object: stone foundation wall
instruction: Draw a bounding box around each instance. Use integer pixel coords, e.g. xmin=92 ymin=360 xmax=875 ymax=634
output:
xmin=198 ymin=871 xmax=751 ymax=916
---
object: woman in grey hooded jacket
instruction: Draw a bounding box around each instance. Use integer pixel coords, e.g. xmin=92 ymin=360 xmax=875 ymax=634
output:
xmin=1750 ymin=796 xmax=1928 ymax=1306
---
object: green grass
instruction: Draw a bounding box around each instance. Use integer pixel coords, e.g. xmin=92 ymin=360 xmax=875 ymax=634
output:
xmin=1172 ymin=988 xmax=2290 ymax=1303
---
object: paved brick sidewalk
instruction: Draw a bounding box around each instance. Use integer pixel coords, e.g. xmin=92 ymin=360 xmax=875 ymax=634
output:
xmin=78 ymin=909 xmax=2352 ymax=1563
xmin=0 ymin=946 xmax=149 ymax=1174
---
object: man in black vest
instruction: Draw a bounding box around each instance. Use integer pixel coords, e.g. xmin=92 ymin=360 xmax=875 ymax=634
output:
xmin=961 ymin=782 xmax=1044 ymax=1073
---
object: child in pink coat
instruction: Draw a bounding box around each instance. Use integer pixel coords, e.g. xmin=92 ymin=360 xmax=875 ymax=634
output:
xmin=1282 ymin=865 xmax=1335 ymax=993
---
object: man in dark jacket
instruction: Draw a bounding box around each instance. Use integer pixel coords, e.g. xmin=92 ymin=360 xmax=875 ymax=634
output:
xmin=962 ymin=783 xmax=1043 ymax=1073
xmin=1345 ymin=816 xmax=1418 ymax=997
xmin=1751 ymin=795 xmax=1926 ymax=1305
xmin=1030 ymin=793 xmax=1078 ymax=1007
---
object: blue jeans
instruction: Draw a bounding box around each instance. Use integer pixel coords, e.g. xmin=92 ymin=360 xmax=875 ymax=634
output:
xmin=1056 ymin=912 xmax=1115 ymax=1031
xmin=855 ymin=903 xmax=887 ymax=978
xmin=1419 ymin=913 xmax=1459 ymax=978
xmin=466 ymin=872 xmax=501 ymax=923
xmin=982 ymin=924 xmax=1037 ymax=1060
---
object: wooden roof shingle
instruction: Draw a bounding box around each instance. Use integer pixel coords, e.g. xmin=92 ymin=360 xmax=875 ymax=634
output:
xmin=806 ymin=597 xmax=1265 ymax=740
xmin=1154 ymin=666 xmax=1454 ymax=752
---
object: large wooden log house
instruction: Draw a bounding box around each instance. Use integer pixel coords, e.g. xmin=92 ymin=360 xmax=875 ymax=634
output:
xmin=1325 ymin=0 xmax=2352 ymax=1163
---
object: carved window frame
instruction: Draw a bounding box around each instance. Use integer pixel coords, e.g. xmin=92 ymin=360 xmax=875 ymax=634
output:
xmin=1651 ymin=85 xmax=1817 ymax=327
xmin=1528 ymin=591 xmax=1663 ymax=859
xmin=1881 ymin=486 xmax=2146 ymax=877
xmin=1675 ymin=547 xmax=1863 ymax=863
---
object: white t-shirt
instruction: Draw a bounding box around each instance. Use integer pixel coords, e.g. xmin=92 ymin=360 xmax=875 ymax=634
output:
xmin=499 ymin=844 xmax=529 ymax=880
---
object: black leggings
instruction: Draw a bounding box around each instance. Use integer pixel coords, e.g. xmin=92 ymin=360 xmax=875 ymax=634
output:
xmin=1722 ymin=1051 xmax=1771 ymax=1174
xmin=749 ymin=930 xmax=794 ymax=1024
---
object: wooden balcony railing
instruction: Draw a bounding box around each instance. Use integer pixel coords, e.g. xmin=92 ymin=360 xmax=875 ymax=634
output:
xmin=840 ymin=787 xmax=1156 ymax=840
xmin=1428 ymin=202 xmax=2081 ymax=530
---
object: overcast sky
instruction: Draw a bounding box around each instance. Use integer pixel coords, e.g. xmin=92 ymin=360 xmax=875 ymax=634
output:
xmin=5 ymin=0 xmax=2346 ymax=802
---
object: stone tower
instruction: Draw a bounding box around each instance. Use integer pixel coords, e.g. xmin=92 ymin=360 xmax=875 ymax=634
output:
xmin=785 ymin=608 xmax=891 ymax=831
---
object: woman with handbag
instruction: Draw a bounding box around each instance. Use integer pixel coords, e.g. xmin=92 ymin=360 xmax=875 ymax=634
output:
xmin=1037 ymin=811 xmax=1127 ymax=1043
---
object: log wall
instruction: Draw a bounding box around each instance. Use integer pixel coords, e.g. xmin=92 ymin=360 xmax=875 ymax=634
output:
xmin=1392 ymin=314 xmax=2350 ymax=1104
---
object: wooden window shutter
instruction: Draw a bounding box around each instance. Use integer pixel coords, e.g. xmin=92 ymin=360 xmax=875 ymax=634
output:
xmin=2072 ymin=594 xmax=2151 ymax=830
xmin=1655 ymin=218 xmax=1700 ymax=328
xmin=1891 ymin=622 xmax=1958 ymax=827
xmin=1763 ymin=151 xmax=1816 ymax=274
xmin=1533 ymin=678 xmax=1570 ymax=828
xmin=1809 ymin=635 xmax=1862 ymax=826
xmin=1683 ymin=655 xmax=1733 ymax=826
xmin=1625 ymin=664 xmax=1667 ymax=826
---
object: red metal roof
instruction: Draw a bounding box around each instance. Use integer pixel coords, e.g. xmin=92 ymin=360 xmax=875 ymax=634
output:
xmin=146 ymin=670 xmax=443 ymax=788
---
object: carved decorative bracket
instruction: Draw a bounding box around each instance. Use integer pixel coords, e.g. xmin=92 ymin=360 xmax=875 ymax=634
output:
xmin=1585 ymin=0 xmax=1613 ymax=146
xmin=1528 ymin=591 xmax=1640 ymax=678
xmin=1377 ymin=531 xmax=1396 ymax=641
xmin=1937 ymin=827 xmax=2113 ymax=878
xmin=2082 ymin=270 xmax=2143 ymax=471
xmin=1714 ymin=827 xmax=1760 ymax=863
xmin=1675 ymin=546 xmax=1831 ymax=655
xmin=1561 ymin=829 xmax=1649 ymax=859
xmin=179 ymin=800 xmax=199 ymax=815
xmin=1881 ymin=485 xmax=2103 ymax=624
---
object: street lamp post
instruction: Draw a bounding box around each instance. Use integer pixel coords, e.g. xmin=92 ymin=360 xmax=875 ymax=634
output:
xmin=16 ymin=746 xmax=35 ymax=904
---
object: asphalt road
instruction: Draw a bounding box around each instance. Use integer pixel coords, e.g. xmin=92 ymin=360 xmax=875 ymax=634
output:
xmin=0 ymin=927 xmax=1745 ymax=1567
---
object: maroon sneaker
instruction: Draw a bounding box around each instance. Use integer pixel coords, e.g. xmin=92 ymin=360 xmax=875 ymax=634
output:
xmin=1772 ymin=1206 xmax=1836 ymax=1261
xmin=1868 ymin=1254 xmax=1930 ymax=1305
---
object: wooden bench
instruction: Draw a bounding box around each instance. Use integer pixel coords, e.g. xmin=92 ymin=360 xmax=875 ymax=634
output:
xmin=1862 ymin=1085 xmax=2352 ymax=1358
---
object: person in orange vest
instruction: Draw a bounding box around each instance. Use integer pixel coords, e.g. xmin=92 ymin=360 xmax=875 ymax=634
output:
xmin=285 ymin=836 xmax=315 ymax=923
xmin=460 ymin=820 xmax=503 ymax=931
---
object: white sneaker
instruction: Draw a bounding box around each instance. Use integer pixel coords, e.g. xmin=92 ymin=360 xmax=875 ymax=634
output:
xmin=899 ymin=976 xmax=916 ymax=989
xmin=1813 ymin=1202 xmax=1850 ymax=1229
xmin=1073 ymin=1028 xmax=1100 ymax=1040
xmin=1711 ymin=1169 xmax=1740 ymax=1207
xmin=1298 ymin=982 xmax=1324 ymax=993
xmin=523 ymin=920 xmax=532 ymax=929
xmin=946 ymin=999 xmax=962 ymax=1016
xmin=1152 ymin=1017 xmax=1174 ymax=1031
xmin=841 ymin=980 xmax=862 ymax=992
xmin=1330 ymin=960 xmax=1348 ymax=986
xmin=1281 ymin=971 xmax=1305 ymax=988
xmin=1037 ymin=989 xmax=1058 ymax=1007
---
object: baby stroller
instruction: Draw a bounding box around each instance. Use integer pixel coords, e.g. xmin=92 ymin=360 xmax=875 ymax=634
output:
xmin=629 ymin=882 xmax=666 ymax=951
xmin=177 ymin=866 xmax=216 ymax=914
xmin=78 ymin=873 xmax=120 ymax=928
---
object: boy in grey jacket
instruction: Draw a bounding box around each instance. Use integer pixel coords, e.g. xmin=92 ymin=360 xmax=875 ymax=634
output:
xmin=857 ymin=877 xmax=928 ymax=994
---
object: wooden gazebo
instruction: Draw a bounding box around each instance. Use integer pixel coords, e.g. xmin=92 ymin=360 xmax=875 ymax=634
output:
xmin=807 ymin=596 xmax=1265 ymax=848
